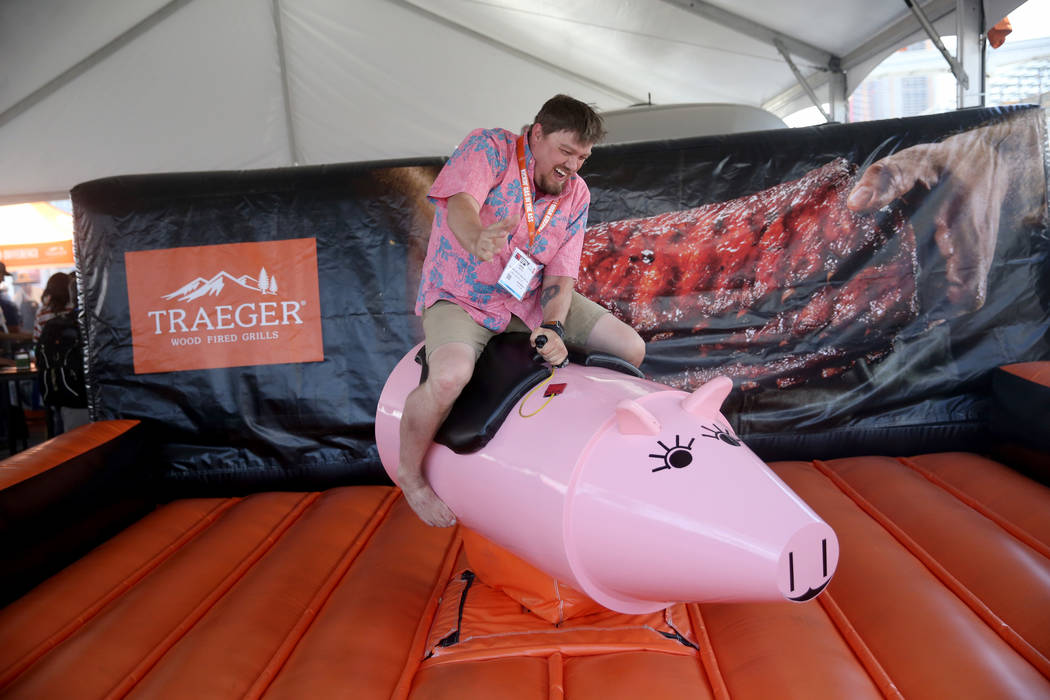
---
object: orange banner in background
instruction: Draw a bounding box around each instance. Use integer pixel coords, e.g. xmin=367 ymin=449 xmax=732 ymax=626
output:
xmin=0 ymin=240 xmax=74 ymax=268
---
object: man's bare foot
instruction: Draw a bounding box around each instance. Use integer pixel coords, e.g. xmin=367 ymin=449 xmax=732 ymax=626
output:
xmin=401 ymin=479 xmax=457 ymax=527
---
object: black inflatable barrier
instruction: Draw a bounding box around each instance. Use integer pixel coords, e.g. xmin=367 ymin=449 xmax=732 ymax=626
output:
xmin=70 ymin=106 xmax=1048 ymax=494
xmin=989 ymin=364 xmax=1050 ymax=483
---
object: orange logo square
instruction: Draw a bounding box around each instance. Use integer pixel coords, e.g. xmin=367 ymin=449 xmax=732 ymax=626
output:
xmin=125 ymin=238 xmax=324 ymax=374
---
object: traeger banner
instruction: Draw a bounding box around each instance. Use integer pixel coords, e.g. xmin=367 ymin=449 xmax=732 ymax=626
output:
xmin=72 ymin=105 xmax=1049 ymax=492
xmin=124 ymin=238 xmax=324 ymax=374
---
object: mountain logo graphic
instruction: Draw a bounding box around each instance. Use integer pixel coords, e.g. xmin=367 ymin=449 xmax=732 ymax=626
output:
xmin=163 ymin=268 xmax=279 ymax=303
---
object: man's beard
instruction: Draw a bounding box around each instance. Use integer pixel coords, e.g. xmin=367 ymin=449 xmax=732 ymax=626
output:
xmin=535 ymin=172 xmax=565 ymax=196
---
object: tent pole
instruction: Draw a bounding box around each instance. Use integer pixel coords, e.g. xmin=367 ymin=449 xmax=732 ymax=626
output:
xmin=955 ymin=0 xmax=985 ymax=108
xmin=828 ymin=62 xmax=848 ymax=123
xmin=843 ymin=0 xmax=954 ymax=71
xmin=270 ymin=0 xmax=300 ymax=166
xmin=764 ymin=0 xmax=957 ymax=120
xmin=774 ymin=40 xmax=832 ymax=122
xmin=660 ymin=0 xmax=834 ymax=68
xmin=902 ymin=0 xmax=969 ymax=88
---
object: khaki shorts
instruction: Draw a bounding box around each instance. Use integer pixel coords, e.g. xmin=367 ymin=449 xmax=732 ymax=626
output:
xmin=422 ymin=293 xmax=608 ymax=359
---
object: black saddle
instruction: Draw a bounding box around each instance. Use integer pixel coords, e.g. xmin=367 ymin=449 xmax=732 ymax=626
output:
xmin=417 ymin=332 xmax=643 ymax=454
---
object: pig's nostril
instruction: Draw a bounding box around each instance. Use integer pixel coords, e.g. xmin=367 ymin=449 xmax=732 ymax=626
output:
xmin=789 ymin=539 xmax=829 ymax=594
xmin=781 ymin=527 xmax=837 ymax=602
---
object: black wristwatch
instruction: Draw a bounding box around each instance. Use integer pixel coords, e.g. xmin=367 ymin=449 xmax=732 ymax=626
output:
xmin=540 ymin=321 xmax=565 ymax=339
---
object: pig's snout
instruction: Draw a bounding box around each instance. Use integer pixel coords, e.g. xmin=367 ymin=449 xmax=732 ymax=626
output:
xmin=779 ymin=523 xmax=839 ymax=602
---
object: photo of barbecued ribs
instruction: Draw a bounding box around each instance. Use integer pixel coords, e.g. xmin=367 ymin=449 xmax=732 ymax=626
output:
xmin=578 ymin=158 xmax=922 ymax=390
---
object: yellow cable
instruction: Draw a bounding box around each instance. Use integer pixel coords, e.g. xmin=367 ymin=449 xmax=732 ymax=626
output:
xmin=518 ymin=367 xmax=557 ymax=418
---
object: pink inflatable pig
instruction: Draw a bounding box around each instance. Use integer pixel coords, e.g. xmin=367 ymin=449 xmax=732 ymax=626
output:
xmin=375 ymin=339 xmax=838 ymax=613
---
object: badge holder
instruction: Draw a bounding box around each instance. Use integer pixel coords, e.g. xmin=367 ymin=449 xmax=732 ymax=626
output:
xmin=497 ymin=247 xmax=542 ymax=301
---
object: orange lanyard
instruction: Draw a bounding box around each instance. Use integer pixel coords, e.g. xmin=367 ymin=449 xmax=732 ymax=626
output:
xmin=516 ymin=134 xmax=560 ymax=249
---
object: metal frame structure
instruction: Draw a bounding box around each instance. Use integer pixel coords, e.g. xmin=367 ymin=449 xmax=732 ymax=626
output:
xmin=0 ymin=0 xmax=1010 ymax=204
xmin=665 ymin=0 xmax=987 ymax=123
xmin=0 ymin=1 xmax=1000 ymax=135
xmin=0 ymin=0 xmax=647 ymax=179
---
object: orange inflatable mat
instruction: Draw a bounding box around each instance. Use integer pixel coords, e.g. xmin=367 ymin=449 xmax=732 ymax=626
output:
xmin=1 ymin=446 xmax=1050 ymax=698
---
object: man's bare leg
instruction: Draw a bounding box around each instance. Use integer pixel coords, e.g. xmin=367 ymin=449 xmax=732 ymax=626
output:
xmin=585 ymin=313 xmax=646 ymax=367
xmin=398 ymin=342 xmax=477 ymax=526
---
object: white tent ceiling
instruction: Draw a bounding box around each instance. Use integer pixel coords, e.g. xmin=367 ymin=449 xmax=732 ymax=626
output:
xmin=0 ymin=0 xmax=1024 ymax=203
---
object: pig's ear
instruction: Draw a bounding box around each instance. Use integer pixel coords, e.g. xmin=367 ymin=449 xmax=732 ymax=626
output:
xmin=615 ymin=399 xmax=661 ymax=435
xmin=682 ymin=376 xmax=733 ymax=417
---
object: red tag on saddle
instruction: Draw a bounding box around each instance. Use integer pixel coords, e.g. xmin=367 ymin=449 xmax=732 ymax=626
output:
xmin=544 ymin=383 xmax=567 ymax=397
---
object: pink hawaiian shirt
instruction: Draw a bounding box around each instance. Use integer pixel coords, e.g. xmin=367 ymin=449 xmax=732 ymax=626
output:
xmin=415 ymin=128 xmax=591 ymax=331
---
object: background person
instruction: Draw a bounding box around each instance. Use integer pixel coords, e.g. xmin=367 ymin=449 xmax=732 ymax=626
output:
xmin=34 ymin=272 xmax=88 ymax=434
xmin=33 ymin=272 xmax=73 ymax=344
xmin=0 ymin=263 xmax=23 ymax=334
xmin=0 ymin=262 xmax=32 ymax=364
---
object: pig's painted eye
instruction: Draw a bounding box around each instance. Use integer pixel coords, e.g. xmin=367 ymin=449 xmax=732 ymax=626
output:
xmin=700 ymin=422 xmax=741 ymax=447
xmin=649 ymin=435 xmax=694 ymax=472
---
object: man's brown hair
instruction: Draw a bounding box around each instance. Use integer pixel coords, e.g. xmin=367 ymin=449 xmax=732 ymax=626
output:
xmin=533 ymin=94 xmax=606 ymax=145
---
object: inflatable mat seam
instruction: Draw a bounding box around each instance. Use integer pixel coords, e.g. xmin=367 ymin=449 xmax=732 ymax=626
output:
xmin=390 ymin=520 xmax=464 ymax=700
xmin=686 ymin=604 xmax=730 ymax=700
xmin=101 ymin=492 xmax=321 ymax=699
xmin=243 ymin=489 xmax=401 ymax=699
xmin=812 ymin=460 xmax=1050 ymax=679
xmin=896 ymin=456 xmax=1050 ymax=559
xmin=548 ymin=651 xmax=564 ymax=700
xmin=816 ymin=591 xmax=903 ymax=699
xmin=0 ymin=497 xmax=240 ymax=692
